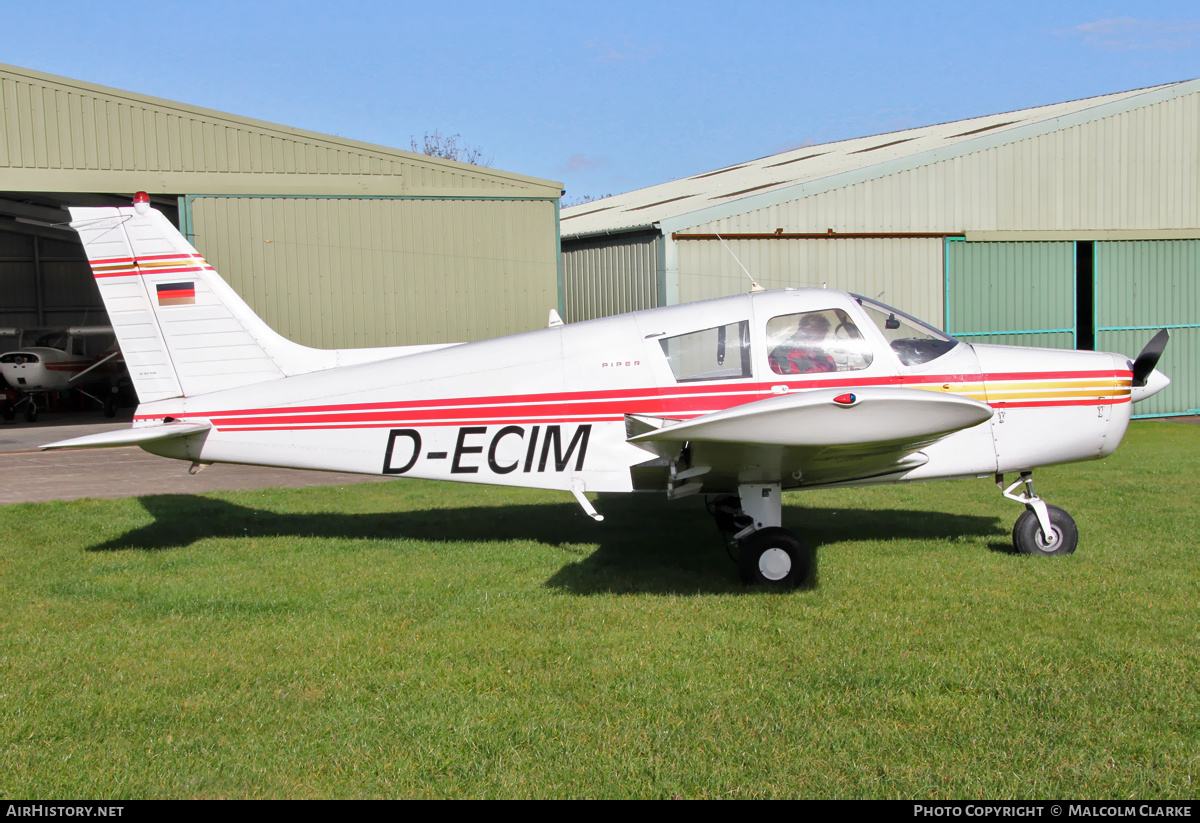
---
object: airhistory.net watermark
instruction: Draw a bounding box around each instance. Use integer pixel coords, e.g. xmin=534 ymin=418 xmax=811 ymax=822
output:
xmin=6 ymin=807 xmax=123 ymax=818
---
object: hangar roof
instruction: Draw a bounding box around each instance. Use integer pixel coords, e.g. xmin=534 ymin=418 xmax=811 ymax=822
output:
xmin=0 ymin=63 xmax=561 ymax=198
xmin=561 ymin=81 xmax=1196 ymax=237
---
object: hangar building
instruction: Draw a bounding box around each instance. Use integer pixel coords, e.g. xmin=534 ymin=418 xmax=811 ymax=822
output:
xmin=561 ymin=81 xmax=1200 ymax=417
xmin=0 ymin=62 xmax=563 ymax=355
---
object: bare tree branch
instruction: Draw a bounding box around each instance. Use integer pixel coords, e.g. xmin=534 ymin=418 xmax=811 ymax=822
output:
xmin=561 ymin=193 xmax=614 ymax=208
xmin=410 ymin=130 xmax=493 ymax=167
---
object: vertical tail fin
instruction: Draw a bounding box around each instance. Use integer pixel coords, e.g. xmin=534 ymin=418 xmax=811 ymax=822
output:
xmin=70 ymin=201 xmax=329 ymax=402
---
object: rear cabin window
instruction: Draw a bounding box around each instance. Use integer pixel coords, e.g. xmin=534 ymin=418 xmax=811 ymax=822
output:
xmin=659 ymin=321 xmax=752 ymax=382
xmin=767 ymin=309 xmax=874 ymax=375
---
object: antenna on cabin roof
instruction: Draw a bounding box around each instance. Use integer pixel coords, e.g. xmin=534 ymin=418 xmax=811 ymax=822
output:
xmin=713 ymin=232 xmax=764 ymax=293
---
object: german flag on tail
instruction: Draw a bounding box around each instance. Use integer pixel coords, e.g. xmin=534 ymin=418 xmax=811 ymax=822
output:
xmin=156 ymin=282 xmax=196 ymax=306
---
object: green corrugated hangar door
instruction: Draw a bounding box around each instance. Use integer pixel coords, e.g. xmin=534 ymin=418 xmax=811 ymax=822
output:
xmin=184 ymin=195 xmax=560 ymax=349
xmin=561 ymin=230 xmax=660 ymax=323
xmin=1095 ymin=240 xmax=1200 ymax=418
xmin=945 ymin=240 xmax=1077 ymax=349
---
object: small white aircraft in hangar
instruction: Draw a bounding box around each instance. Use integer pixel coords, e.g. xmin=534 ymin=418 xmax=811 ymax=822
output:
xmin=43 ymin=193 xmax=1171 ymax=586
xmin=1 ymin=326 xmax=122 ymax=422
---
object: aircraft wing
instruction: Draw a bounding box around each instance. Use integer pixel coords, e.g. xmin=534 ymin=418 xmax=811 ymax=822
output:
xmin=627 ymin=386 xmax=993 ymax=489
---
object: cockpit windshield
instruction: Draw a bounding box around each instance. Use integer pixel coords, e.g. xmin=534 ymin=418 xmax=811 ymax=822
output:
xmin=33 ymin=331 xmax=68 ymax=349
xmin=853 ymin=295 xmax=959 ymax=366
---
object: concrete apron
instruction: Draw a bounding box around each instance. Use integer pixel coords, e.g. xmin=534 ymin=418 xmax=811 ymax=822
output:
xmin=0 ymin=410 xmax=388 ymax=506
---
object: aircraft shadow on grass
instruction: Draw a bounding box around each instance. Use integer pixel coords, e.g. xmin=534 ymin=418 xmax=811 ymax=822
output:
xmin=88 ymin=492 xmax=1007 ymax=595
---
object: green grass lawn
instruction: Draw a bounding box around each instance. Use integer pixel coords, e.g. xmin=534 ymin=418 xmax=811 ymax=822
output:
xmin=0 ymin=421 xmax=1196 ymax=798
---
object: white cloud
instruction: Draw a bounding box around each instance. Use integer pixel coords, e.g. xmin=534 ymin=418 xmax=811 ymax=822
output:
xmin=557 ymin=153 xmax=609 ymax=173
xmin=1065 ymin=17 xmax=1200 ymax=52
xmin=586 ymin=36 xmax=662 ymax=63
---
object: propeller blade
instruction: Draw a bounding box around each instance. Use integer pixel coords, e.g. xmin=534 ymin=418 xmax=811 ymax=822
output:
xmin=1131 ymin=329 xmax=1170 ymax=387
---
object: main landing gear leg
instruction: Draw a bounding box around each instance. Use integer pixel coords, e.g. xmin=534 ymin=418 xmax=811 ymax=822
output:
xmin=997 ymin=472 xmax=1079 ymax=556
xmin=13 ymin=394 xmax=37 ymax=423
xmin=710 ymin=484 xmax=813 ymax=588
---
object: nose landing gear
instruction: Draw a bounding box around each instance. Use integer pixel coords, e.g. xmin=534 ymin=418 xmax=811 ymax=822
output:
xmin=998 ymin=472 xmax=1078 ymax=555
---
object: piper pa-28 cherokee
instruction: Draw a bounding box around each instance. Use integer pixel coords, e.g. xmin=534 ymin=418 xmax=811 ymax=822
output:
xmin=44 ymin=193 xmax=1171 ymax=587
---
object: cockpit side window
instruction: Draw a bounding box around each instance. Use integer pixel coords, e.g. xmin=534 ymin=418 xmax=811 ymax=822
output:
xmin=659 ymin=320 xmax=752 ymax=382
xmin=854 ymin=295 xmax=959 ymax=366
xmin=766 ymin=309 xmax=873 ymax=375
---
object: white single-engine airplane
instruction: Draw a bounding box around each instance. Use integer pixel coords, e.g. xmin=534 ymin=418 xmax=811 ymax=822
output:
xmin=1 ymin=326 xmax=122 ymax=422
xmin=44 ymin=193 xmax=1171 ymax=586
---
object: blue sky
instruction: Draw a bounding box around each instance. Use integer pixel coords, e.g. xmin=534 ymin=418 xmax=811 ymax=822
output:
xmin=1 ymin=1 xmax=1198 ymax=201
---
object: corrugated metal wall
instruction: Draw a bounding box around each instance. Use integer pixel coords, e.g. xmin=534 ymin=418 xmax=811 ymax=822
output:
xmin=675 ymin=236 xmax=944 ymax=324
xmin=0 ymin=75 xmax=398 ymax=177
xmin=188 ymin=196 xmax=560 ymax=348
xmin=688 ymin=89 xmax=1199 ymax=235
xmin=561 ymin=231 xmax=659 ymax=322
xmin=945 ymin=241 xmax=1076 ymax=348
xmin=0 ymin=64 xmax=557 ymax=196
xmin=1096 ymin=239 xmax=1200 ymax=416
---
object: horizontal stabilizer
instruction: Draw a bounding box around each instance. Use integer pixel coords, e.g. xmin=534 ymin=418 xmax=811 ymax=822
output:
xmin=41 ymin=422 xmax=211 ymax=451
xmin=628 ymin=387 xmax=993 ymax=448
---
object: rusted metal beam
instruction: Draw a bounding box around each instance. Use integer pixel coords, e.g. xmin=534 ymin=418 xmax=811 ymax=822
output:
xmin=672 ymin=231 xmax=965 ymax=240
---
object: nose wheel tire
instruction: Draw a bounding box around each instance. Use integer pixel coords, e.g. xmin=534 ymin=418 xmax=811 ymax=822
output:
xmin=1012 ymin=505 xmax=1078 ymax=556
xmin=737 ymin=527 xmax=813 ymax=587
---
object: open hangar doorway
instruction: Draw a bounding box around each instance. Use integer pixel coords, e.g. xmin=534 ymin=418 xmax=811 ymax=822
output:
xmin=0 ymin=192 xmax=179 ymax=421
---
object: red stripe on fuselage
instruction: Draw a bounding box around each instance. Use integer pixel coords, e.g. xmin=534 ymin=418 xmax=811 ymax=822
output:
xmin=982 ymin=369 xmax=1130 ymax=381
xmin=138 ymin=375 xmax=911 ymax=422
xmin=217 ymin=415 xmax=625 ymax=432
xmin=138 ymin=369 xmax=1132 ymax=421
xmin=132 ymin=368 xmax=1133 ymax=432
xmin=200 ymin=390 xmax=762 ymax=427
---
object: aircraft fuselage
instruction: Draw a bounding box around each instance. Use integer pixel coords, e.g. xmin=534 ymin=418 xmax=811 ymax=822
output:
xmin=127 ymin=289 xmax=1136 ymax=495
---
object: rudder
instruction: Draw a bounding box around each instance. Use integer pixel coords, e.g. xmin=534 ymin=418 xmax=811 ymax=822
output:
xmin=71 ymin=200 xmax=329 ymax=402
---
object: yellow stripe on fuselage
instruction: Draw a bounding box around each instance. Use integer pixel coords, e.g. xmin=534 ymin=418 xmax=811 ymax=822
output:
xmin=983 ymin=379 xmax=1131 ymax=391
xmin=907 ymin=378 xmax=1130 ymax=403
xmin=985 ymin=388 xmax=1131 ymax=400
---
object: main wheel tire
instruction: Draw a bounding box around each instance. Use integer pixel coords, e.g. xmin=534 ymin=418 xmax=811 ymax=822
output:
xmin=1013 ymin=505 xmax=1078 ymax=556
xmin=102 ymin=397 xmax=116 ymax=418
xmin=23 ymin=405 xmax=37 ymax=423
xmin=737 ymin=527 xmax=814 ymax=587
xmin=1 ymin=401 xmax=12 ymax=421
